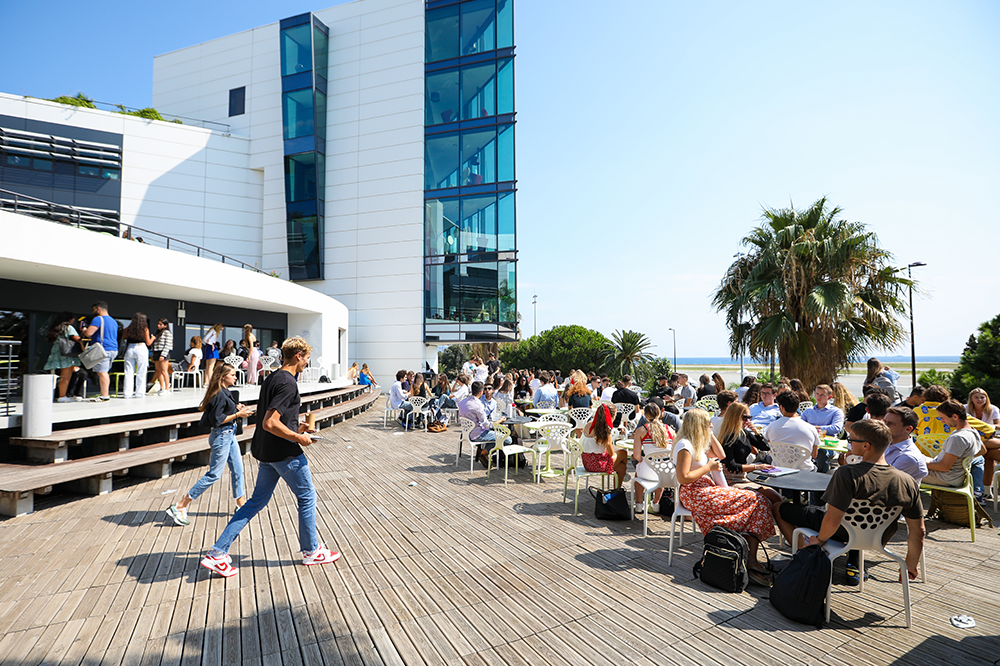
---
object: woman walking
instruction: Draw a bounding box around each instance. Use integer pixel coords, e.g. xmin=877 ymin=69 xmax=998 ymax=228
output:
xmin=44 ymin=312 xmax=84 ymax=402
xmin=203 ymin=323 xmax=223 ymax=386
xmin=122 ymin=313 xmax=155 ymax=399
xmin=166 ymin=365 xmax=253 ymax=526
xmin=244 ymin=324 xmax=260 ymax=385
xmin=151 ymin=319 xmax=173 ymax=394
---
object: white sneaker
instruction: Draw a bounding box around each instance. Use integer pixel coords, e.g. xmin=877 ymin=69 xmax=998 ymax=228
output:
xmin=57 ymin=397 xmax=74 ymax=403
xmin=302 ymin=545 xmax=341 ymax=566
xmin=200 ymin=553 xmax=237 ymax=577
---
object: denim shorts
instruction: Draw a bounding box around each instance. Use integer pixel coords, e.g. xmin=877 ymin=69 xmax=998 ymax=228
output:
xmin=92 ymin=351 xmax=113 ymax=374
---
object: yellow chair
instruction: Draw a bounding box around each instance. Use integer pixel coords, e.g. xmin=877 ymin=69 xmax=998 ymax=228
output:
xmin=921 ymin=456 xmax=977 ymax=542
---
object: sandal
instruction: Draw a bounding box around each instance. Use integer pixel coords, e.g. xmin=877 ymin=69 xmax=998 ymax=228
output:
xmin=748 ymin=568 xmax=772 ymax=587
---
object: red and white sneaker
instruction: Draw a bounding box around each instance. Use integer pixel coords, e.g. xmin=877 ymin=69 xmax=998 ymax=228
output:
xmin=302 ymin=545 xmax=341 ymax=566
xmin=200 ymin=553 xmax=237 ymax=577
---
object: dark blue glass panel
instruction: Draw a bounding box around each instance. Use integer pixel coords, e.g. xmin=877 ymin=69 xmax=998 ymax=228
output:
xmin=281 ymin=23 xmax=313 ymax=77
xmin=284 ymin=153 xmax=317 ymax=203
xmin=425 ymin=197 xmax=460 ymax=256
xmin=462 ymin=261 xmax=499 ymax=322
xmin=314 ymin=91 xmax=327 ymax=141
xmin=283 ymin=89 xmax=314 ymax=140
xmin=497 ymin=0 xmax=513 ymax=49
xmin=229 ymin=87 xmax=246 ymax=117
xmin=425 ymin=132 xmax=459 ymax=190
xmin=426 ymin=5 xmax=459 ymax=63
xmin=287 ymin=213 xmax=323 ymax=281
xmin=461 ymin=61 xmax=495 ymax=120
xmin=461 ymin=0 xmax=496 ymax=55
xmin=280 ymin=13 xmax=310 ymax=30
xmin=282 ymin=72 xmax=313 ymax=93
xmin=497 ymin=58 xmax=514 ymax=115
xmin=313 ymin=24 xmax=328 ymax=79
xmin=284 ymin=136 xmax=316 ymax=155
xmin=426 ymin=67 xmax=459 ymax=126
xmin=497 ymin=123 xmax=514 ymax=182
xmin=497 ymin=191 xmax=514 ymax=251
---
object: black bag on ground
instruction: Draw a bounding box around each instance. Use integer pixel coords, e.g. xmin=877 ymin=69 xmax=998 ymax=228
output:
xmin=769 ymin=544 xmax=831 ymax=627
xmin=692 ymin=526 xmax=749 ymax=592
xmin=589 ymin=487 xmax=631 ymax=520
xmin=658 ymin=488 xmax=675 ymax=516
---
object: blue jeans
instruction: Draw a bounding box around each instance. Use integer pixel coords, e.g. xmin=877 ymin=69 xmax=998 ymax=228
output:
xmin=187 ymin=425 xmax=244 ymax=501
xmin=210 ymin=453 xmax=318 ymax=555
xmin=971 ymin=455 xmax=985 ymax=496
xmin=474 ymin=431 xmax=512 ymax=445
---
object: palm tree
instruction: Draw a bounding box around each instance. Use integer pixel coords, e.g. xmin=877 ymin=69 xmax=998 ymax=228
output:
xmin=603 ymin=330 xmax=655 ymax=380
xmin=712 ymin=197 xmax=912 ymax=389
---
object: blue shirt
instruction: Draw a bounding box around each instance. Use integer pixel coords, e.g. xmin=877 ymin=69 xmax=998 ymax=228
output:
xmin=749 ymin=402 xmax=780 ymax=427
xmin=533 ymin=384 xmax=559 ymax=408
xmin=801 ymin=403 xmax=845 ymax=436
xmin=885 ymin=437 xmax=928 ymax=482
xmin=89 ymin=315 xmax=119 ymax=353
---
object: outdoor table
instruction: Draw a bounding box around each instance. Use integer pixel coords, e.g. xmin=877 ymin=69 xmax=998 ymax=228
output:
xmin=747 ymin=470 xmax=831 ymax=493
xmin=525 ymin=408 xmax=565 ymax=416
xmin=817 ymin=438 xmax=849 ymax=453
xmin=505 ymin=415 xmax=532 ymax=425
xmin=524 ymin=420 xmax=571 ymax=478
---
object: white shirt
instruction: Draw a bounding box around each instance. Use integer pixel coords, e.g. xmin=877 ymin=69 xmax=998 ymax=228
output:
xmin=749 ymin=402 xmax=781 ymax=427
xmin=529 ymin=378 xmax=541 ymax=392
xmin=185 ymin=347 xmax=202 ymax=368
xmin=764 ymin=415 xmax=820 ymax=471
xmin=452 ymin=384 xmax=470 ymax=402
xmin=462 ymin=361 xmax=476 ymax=377
xmin=600 ymin=387 xmax=616 ymax=401
xmin=969 ymin=404 xmax=1000 ymax=425
xmin=389 ymin=381 xmax=409 ymax=409
xmin=474 ymin=364 xmax=489 ymax=383
xmin=710 ymin=416 xmax=724 ymax=438
xmin=533 ymin=384 xmax=559 ymax=407
xmin=672 ymin=438 xmax=707 ymax=467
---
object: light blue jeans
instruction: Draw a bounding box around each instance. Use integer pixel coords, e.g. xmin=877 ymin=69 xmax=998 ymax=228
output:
xmin=187 ymin=425 xmax=244 ymax=501
xmin=209 ymin=453 xmax=318 ymax=555
xmin=123 ymin=343 xmax=148 ymax=398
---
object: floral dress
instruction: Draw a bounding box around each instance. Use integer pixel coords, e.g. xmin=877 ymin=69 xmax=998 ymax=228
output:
xmin=674 ymin=439 xmax=775 ymax=541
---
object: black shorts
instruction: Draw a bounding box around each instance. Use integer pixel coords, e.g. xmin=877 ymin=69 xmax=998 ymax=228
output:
xmin=156 ymin=351 xmax=170 ymax=361
xmin=778 ymin=502 xmax=897 ymax=545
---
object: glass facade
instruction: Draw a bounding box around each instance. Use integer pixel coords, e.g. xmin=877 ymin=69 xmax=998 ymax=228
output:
xmin=424 ymin=0 xmax=516 ymax=344
xmin=279 ymin=13 xmax=328 ymax=281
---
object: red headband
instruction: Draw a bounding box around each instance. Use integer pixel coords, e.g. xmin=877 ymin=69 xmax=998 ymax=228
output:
xmin=600 ymin=404 xmax=613 ymax=429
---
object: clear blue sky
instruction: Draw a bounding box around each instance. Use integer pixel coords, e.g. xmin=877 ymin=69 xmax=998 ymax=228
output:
xmin=2 ymin=0 xmax=997 ymax=357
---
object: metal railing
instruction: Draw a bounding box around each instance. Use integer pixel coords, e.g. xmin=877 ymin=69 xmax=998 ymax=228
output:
xmin=0 ymin=340 xmax=21 ymax=416
xmin=85 ymin=100 xmax=231 ymax=133
xmin=1 ymin=188 xmax=268 ymax=275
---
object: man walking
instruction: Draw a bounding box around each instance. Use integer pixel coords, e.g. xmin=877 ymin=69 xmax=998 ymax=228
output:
xmin=200 ymin=337 xmax=339 ymax=577
xmin=83 ymin=300 xmax=118 ymax=401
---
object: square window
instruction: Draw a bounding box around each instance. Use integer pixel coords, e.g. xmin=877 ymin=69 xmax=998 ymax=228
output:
xmin=229 ymin=87 xmax=246 ymax=117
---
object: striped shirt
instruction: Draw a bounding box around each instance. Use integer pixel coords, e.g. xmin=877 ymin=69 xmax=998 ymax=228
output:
xmin=152 ymin=328 xmax=173 ymax=354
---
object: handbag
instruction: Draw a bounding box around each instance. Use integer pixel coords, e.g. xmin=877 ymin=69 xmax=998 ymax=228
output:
xmin=589 ymin=486 xmax=632 ymax=521
xmin=58 ymin=335 xmax=82 ymax=357
xmin=769 ymin=544 xmax=831 ymax=627
xmin=79 ymin=317 xmax=108 ymax=370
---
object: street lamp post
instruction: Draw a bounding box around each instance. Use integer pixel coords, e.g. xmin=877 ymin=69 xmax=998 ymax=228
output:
xmin=905 ymin=262 xmax=926 ymax=389
xmin=532 ymin=294 xmax=538 ymax=337
xmin=668 ymin=327 xmax=677 ymax=373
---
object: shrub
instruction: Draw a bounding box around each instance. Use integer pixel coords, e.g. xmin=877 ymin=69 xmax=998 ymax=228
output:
xmin=918 ymin=368 xmax=953 ymax=391
xmin=438 ymin=345 xmax=469 ymax=378
xmin=47 ymin=93 xmax=96 ymax=108
xmin=948 ymin=314 xmax=1000 ymax=403
xmin=499 ymin=325 xmax=610 ymax=375
xmin=637 ymin=357 xmax=674 ymax=396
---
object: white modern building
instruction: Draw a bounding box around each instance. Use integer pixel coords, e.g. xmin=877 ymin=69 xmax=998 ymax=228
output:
xmin=0 ymin=0 xmax=518 ymax=385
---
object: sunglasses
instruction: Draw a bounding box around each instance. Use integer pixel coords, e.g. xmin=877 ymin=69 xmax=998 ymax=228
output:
xmin=741 ymin=415 xmax=752 ymax=422
xmin=846 ymin=437 xmax=869 ymax=445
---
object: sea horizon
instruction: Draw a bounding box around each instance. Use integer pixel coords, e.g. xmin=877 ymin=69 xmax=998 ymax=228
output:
xmin=673 ymin=355 xmax=960 ymax=365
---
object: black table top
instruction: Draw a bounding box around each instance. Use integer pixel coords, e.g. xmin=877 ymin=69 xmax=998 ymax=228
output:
xmin=505 ymin=416 xmax=533 ymax=425
xmin=748 ymin=470 xmax=832 ymax=493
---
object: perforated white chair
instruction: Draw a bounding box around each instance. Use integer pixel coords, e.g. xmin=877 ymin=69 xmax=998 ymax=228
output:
xmin=694 ymin=397 xmax=720 ymax=416
xmin=535 ymin=399 xmax=557 ymax=410
xmin=635 ymin=450 xmax=673 ymax=538
xmin=672 ymin=397 xmax=687 ymax=412
xmin=567 ymin=407 xmax=596 ymax=433
xmin=495 ymin=394 xmax=512 ymax=418
xmin=383 ymin=393 xmax=403 ymax=428
xmin=222 ymin=354 xmax=246 ymax=385
xmin=300 ymin=356 xmax=324 ymax=383
xmin=562 ymin=437 xmax=616 ymax=516
xmin=454 ymin=417 xmax=477 ymax=470
xmin=768 ymin=441 xmax=814 ymax=470
xmin=484 ymin=424 xmax=535 ymax=486
xmin=404 ymin=396 xmax=429 ymax=431
xmin=533 ymin=422 xmax=571 ymax=483
xmin=171 ymin=368 xmax=203 ymax=390
xmin=668 ymin=476 xmax=694 ymax=567
xmin=798 ymin=400 xmax=814 ymax=414
xmin=613 ymin=403 xmax=637 ymax=437
xmin=791 ymin=499 xmax=920 ymax=627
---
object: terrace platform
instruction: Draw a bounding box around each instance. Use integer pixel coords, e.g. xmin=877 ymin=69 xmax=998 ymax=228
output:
xmin=0 ymin=397 xmax=998 ymax=665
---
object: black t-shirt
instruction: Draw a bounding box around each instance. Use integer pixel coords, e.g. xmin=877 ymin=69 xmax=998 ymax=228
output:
xmin=251 ymin=369 xmax=303 ymax=462
xmin=487 ymin=359 xmax=500 ymax=374
xmin=845 ymin=402 xmax=867 ymax=423
xmin=696 ymin=385 xmax=717 ymax=399
xmin=653 ymin=385 xmax=674 ymax=400
xmin=199 ymin=388 xmax=237 ymax=429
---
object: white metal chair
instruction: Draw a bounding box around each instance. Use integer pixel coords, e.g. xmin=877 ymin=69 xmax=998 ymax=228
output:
xmin=562 ymin=437 xmax=616 ymax=516
xmin=222 ymin=354 xmax=246 ymax=386
xmin=635 ymin=450 xmax=673 ymax=538
xmin=485 ymin=424 xmax=535 ymax=486
xmin=694 ymin=397 xmax=720 ymax=416
xmin=768 ymin=441 xmax=814 ymax=470
xmin=533 ymin=422 xmax=571 ymax=483
xmin=383 ymin=393 xmax=403 ymax=428
xmin=798 ymin=400 xmax=813 ymax=414
xmin=404 ymin=396 xmax=429 ymax=431
xmin=613 ymin=403 xmax=637 ymax=437
xmin=495 ymin=394 xmax=512 ymax=418
xmin=567 ymin=407 xmax=596 ymax=433
xmin=259 ymin=355 xmax=278 ymax=380
xmin=921 ymin=455 xmax=977 ymax=542
xmin=171 ymin=368 xmax=203 ymax=390
xmin=672 ymin=397 xmax=687 ymax=412
xmin=535 ymin=399 xmax=557 ymax=410
xmin=667 ymin=476 xmax=694 ymax=567
xmin=300 ymin=356 xmax=324 ymax=383
xmin=791 ymin=499 xmax=918 ymax=627
xmin=538 ymin=412 xmax=570 ymax=423
xmin=455 ymin=417 xmax=477 ymax=470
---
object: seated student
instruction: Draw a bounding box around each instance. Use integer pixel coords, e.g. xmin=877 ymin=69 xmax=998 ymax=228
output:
xmin=631 ymin=402 xmax=675 ymax=515
xmin=923 ymin=399 xmax=984 ymax=487
xmin=775 ymin=419 xmax=925 ymax=586
xmin=460 ymin=381 xmax=511 ymax=467
xmin=710 ymin=390 xmax=738 ymax=437
xmin=532 ymin=371 xmax=559 ymax=407
xmin=674 ymin=408 xmax=780 ymax=586
xmin=582 ymin=404 xmax=628 ymax=488
xmin=696 ymin=374 xmax=716 ymax=399
xmin=186 ymin=336 xmax=203 ymax=372
xmin=563 ymin=370 xmax=593 ymax=408
xmin=802 ymin=384 xmax=845 ymax=472
xmin=883 ymin=406 xmax=928 ymax=483
xmin=895 ymin=386 xmax=925 ymax=409
xmin=844 ymin=385 xmax=893 ymax=429
xmin=717 ymin=402 xmax=774 ymax=485
xmin=611 ymin=374 xmax=641 ymax=426
xmin=763 ymin=391 xmax=821 ymax=470
xmin=749 ymin=383 xmax=780 ymax=427
xmin=388 ymin=370 xmax=413 ymax=426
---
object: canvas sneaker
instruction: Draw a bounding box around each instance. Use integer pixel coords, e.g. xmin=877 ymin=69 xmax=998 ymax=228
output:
xmin=57 ymin=397 xmax=74 ymax=403
xmin=201 ymin=553 xmax=237 ymax=577
xmin=302 ymin=545 xmax=341 ymax=566
xmin=165 ymin=504 xmax=190 ymax=526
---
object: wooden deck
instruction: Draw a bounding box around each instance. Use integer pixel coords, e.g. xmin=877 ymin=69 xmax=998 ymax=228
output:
xmin=1 ymin=397 xmax=999 ymax=666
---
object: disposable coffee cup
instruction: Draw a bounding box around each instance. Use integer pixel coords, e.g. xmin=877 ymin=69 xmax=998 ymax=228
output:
xmin=306 ymin=413 xmax=316 ymax=430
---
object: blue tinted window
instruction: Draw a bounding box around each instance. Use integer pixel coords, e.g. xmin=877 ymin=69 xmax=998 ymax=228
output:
xmin=6 ymin=155 xmax=29 ymax=167
xmin=462 ymin=128 xmax=496 ymax=185
xmin=462 ymin=0 xmax=496 ymax=55
xmin=497 ymin=124 xmax=514 ymax=182
xmin=499 ymin=261 xmax=516 ymax=322
xmin=229 ymin=87 xmax=246 ymax=116
xmin=281 ymin=24 xmax=313 ymax=77
xmin=425 ymin=198 xmax=460 ymax=256
xmin=426 ymin=68 xmax=459 ymax=125
xmin=314 ymin=91 xmax=327 ymax=141
xmin=461 ymin=195 xmax=497 ymax=253
xmin=33 ymin=158 xmax=52 ymax=171
xmin=497 ymin=0 xmax=513 ymax=49
xmin=463 ymin=261 xmax=499 ymax=321
xmin=313 ymin=25 xmax=328 ymax=80
xmin=285 ymin=153 xmax=317 ymax=202
xmin=282 ymin=89 xmax=314 ymax=140
xmin=497 ymin=58 xmax=514 ymax=115
xmin=426 ymin=5 xmax=459 ymax=62
xmin=78 ymin=165 xmax=100 ymax=177
xmin=497 ymin=191 xmax=514 ymax=251
xmin=461 ymin=62 xmax=496 ymax=120
xmin=425 ymin=132 xmax=460 ymax=190
xmin=287 ymin=213 xmax=323 ymax=280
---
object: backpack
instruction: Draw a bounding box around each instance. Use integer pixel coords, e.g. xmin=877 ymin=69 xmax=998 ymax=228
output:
xmin=769 ymin=544 xmax=831 ymax=627
xmin=692 ymin=526 xmax=750 ymax=593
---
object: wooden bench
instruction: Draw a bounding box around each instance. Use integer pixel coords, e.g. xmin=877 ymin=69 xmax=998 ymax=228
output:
xmin=0 ymin=426 xmax=255 ymax=517
xmin=9 ymin=411 xmax=202 ymax=464
xmin=299 ymin=385 xmax=368 ymax=410
xmin=309 ymin=389 xmax=379 ymax=428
